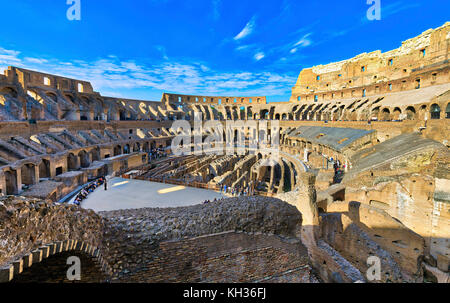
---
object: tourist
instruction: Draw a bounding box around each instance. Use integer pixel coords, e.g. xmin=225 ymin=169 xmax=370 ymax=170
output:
xmin=104 ymin=177 xmax=108 ymax=190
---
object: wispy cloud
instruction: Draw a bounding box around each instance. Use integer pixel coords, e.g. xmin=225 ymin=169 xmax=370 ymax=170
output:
xmin=289 ymin=33 xmax=312 ymax=54
xmin=254 ymin=52 xmax=265 ymax=61
xmin=294 ymin=33 xmax=312 ymax=47
xmin=234 ymin=16 xmax=256 ymax=41
xmin=24 ymin=57 xmax=48 ymax=64
xmin=0 ymin=47 xmax=21 ymax=69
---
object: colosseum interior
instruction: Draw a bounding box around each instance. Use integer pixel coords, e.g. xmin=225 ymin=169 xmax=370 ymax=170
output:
xmin=0 ymin=22 xmax=449 ymax=285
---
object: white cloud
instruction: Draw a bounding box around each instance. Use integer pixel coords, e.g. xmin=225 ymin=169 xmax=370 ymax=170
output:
xmin=294 ymin=33 xmax=312 ymax=48
xmin=0 ymin=47 xmax=21 ymax=65
xmin=24 ymin=57 xmax=48 ymax=64
xmin=254 ymin=52 xmax=265 ymax=61
xmin=235 ymin=45 xmax=251 ymax=51
xmin=234 ymin=16 xmax=256 ymax=40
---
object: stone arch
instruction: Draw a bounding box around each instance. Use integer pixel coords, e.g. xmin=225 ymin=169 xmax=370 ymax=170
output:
xmin=39 ymin=159 xmax=51 ymax=179
xmin=392 ymin=107 xmax=402 ymax=120
xmin=239 ymin=106 xmax=245 ymax=120
xmin=45 ymin=92 xmax=57 ymax=102
xmin=224 ymin=106 xmax=232 ymax=119
xmin=11 ymin=244 xmax=109 ymax=283
xmin=113 ymin=145 xmax=122 ymax=156
xmin=4 ymin=169 xmax=18 ymax=195
xmin=21 ymin=163 xmax=36 ymax=186
xmin=133 ymin=142 xmax=141 ymax=152
xmin=261 ymin=109 xmax=269 ymax=119
xmin=92 ymin=98 xmax=104 ymax=120
xmin=78 ymin=150 xmax=90 ymax=168
xmin=315 ymin=111 xmax=323 ymax=121
xmin=380 ymin=108 xmax=391 ymax=121
xmin=124 ymin=144 xmax=130 ymax=154
xmin=90 ymin=147 xmax=100 ymax=162
xmin=247 ymin=106 xmax=253 ymax=119
xmin=27 ymin=89 xmax=44 ymax=104
xmin=0 ymin=195 xmax=108 ymax=282
xmin=430 ymin=103 xmax=441 ymax=119
xmin=282 ymin=113 xmax=287 ymax=120
xmin=331 ymin=109 xmax=340 ymax=121
xmin=0 ymin=86 xmax=18 ymax=98
xmin=67 ymin=153 xmax=79 ymax=170
xmin=446 ymin=103 xmax=450 ymax=119
xmin=64 ymin=94 xmax=75 ymax=104
xmin=275 ymin=113 xmax=281 ymax=120
xmin=405 ymin=106 xmax=416 ymax=120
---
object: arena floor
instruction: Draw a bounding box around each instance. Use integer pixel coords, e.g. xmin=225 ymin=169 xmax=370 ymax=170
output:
xmin=79 ymin=177 xmax=226 ymax=212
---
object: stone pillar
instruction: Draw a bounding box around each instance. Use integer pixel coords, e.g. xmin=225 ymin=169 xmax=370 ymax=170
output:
xmin=279 ymin=160 xmax=285 ymax=193
xmin=16 ymin=169 xmax=22 ymax=194
xmin=33 ymin=165 xmax=40 ymax=184
xmin=0 ymin=174 xmax=6 ymax=196
xmin=269 ymin=165 xmax=275 ymax=192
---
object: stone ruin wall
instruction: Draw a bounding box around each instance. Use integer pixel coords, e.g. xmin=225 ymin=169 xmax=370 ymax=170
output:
xmin=110 ymin=231 xmax=314 ymax=283
xmin=291 ymin=22 xmax=450 ymax=101
xmin=275 ymin=150 xmax=449 ymax=283
xmin=0 ymin=195 xmax=323 ymax=283
xmin=162 ymin=92 xmax=267 ymax=105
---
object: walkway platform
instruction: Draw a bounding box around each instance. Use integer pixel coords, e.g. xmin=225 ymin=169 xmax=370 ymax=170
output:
xmin=81 ymin=177 xmax=226 ymax=212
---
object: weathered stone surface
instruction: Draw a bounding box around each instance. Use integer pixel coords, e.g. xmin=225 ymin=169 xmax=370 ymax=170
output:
xmin=100 ymin=196 xmax=302 ymax=245
xmin=0 ymin=195 xmax=104 ymax=268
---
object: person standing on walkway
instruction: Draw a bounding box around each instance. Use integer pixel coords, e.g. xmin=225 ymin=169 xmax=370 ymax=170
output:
xmin=104 ymin=177 xmax=108 ymax=191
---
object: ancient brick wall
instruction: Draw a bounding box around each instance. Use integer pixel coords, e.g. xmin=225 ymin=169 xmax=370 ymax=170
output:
xmin=319 ymin=203 xmax=425 ymax=283
xmin=111 ymin=231 xmax=313 ymax=283
xmin=99 ymin=196 xmax=305 ymax=281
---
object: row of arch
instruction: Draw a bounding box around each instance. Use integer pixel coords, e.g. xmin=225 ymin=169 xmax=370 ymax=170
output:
xmin=1 ymin=139 xmax=164 ymax=195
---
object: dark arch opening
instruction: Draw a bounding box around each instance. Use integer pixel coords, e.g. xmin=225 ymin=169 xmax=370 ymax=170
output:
xmin=11 ymin=250 xmax=109 ymax=283
xmin=39 ymin=159 xmax=51 ymax=179
xmin=430 ymin=104 xmax=441 ymax=119
xmin=0 ymin=86 xmax=18 ymax=98
xmin=405 ymin=106 xmax=416 ymax=120
xmin=67 ymin=153 xmax=78 ymax=170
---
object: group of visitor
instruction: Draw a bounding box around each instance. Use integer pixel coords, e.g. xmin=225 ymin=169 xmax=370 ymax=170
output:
xmin=203 ymin=198 xmax=218 ymax=204
xmin=220 ymin=184 xmax=255 ymax=197
xmin=73 ymin=176 xmax=107 ymax=206
xmin=148 ymin=148 xmax=167 ymax=161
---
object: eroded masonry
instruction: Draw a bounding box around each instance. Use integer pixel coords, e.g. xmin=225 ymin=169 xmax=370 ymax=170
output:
xmin=0 ymin=22 xmax=449 ymax=283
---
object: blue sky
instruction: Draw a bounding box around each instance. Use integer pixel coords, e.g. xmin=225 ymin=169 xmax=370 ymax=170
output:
xmin=0 ymin=0 xmax=448 ymax=102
